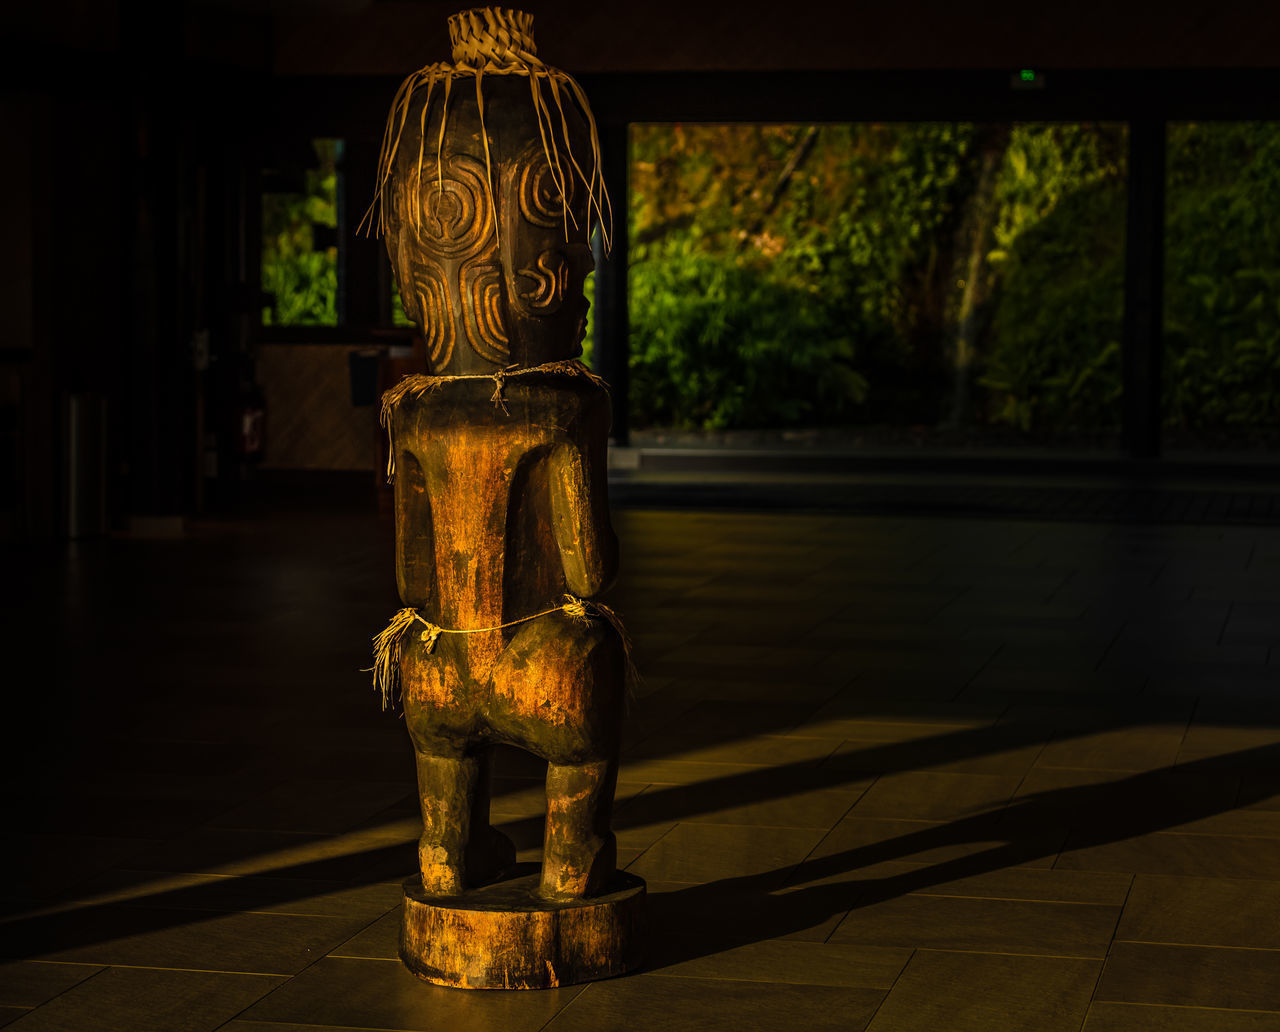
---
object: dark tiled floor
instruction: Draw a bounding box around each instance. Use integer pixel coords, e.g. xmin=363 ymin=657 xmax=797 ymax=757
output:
xmin=2 ymin=504 xmax=1279 ymax=1029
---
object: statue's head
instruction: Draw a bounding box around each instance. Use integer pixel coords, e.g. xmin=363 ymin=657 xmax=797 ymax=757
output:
xmin=374 ymin=9 xmax=608 ymax=375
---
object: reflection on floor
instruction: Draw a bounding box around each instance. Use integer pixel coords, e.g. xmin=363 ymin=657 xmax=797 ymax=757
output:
xmin=2 ymin=505 xmax=1279 ymax=1031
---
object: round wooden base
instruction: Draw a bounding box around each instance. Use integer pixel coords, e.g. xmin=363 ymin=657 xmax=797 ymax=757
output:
xmin=399 ymin=863 xmax=646 ymax=990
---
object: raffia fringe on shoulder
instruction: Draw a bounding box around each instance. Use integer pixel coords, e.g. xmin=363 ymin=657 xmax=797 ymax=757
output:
xmin=366 ymin=594 xmax=638 ymax=710
xmin=378 ymin=359 xmax=608 ymax=481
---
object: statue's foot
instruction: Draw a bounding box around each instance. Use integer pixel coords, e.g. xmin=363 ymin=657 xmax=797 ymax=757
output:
xmin=465 ymin=824 xmax=516 ymax=886
xmin=539 ymin=831 xmax=616 ymax=901
xmin=419 ymin=840 xmax=464 ymax=896
xmin=540 ymin=758 xmax=619 ymax=900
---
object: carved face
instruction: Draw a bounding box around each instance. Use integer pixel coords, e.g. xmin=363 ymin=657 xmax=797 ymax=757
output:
xmin=388 ymin=118 xmax=593 ymax=375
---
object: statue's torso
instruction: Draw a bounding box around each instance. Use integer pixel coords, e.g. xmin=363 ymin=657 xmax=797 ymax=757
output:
xmin=391 ymin=375 xmax=614 ymax=683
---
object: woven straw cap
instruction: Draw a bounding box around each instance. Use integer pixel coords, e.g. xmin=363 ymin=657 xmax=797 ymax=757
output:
xmin=448 ymin=7 xmax=539 ymax=66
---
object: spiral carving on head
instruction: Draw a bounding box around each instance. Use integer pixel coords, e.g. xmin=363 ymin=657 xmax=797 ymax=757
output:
xmin=460 ymin=264 xmax=511 ymax=364
xmin=413 ymin=155 xmax=495 ymax=260
xmin=408 ymin=260 xmax=456 ymax=370
xmin=362 ymin=8 xmax=613 ymax=256
xmin=514 ymin=251 xmax=570 ymax=316
xmin=519 ymin=157 xmax=576 ymax=230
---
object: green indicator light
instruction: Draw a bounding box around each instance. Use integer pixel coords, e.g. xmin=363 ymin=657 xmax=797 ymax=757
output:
xmin=1020 ymin=69 xmax=1036 ymax=82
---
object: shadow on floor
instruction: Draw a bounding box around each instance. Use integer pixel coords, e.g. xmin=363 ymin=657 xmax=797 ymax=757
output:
xmin=4 ymin=731 xmax=1275 ymax=965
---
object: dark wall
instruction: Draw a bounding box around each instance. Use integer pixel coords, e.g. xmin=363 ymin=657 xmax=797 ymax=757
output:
xmin=270 ymin=0 xmax=1280 ymax=76
xmin=2 ymin=0 xmax=1280 ymax=538
xmin=2 ymin=1 xmax=273 ymax=536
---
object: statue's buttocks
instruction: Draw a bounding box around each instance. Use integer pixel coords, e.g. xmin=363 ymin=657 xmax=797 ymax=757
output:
xmin=386 ymin=372 xmax=623 ymax=899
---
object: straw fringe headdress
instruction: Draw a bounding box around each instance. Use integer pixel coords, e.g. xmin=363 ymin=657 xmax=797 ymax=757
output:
xmin=359 ymin=7 xmax=613 ymax=254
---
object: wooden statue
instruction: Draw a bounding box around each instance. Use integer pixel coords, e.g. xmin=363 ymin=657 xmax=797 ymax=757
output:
xmin=366 ymin=7 xmax=644 ymax=989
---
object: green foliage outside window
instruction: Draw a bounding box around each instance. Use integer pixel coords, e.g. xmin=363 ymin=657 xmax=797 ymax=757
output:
xmin=628 ymin=120 xmax=1280 ymax=439
xmin=980 ymin=125 xmax=1128 ymax=433
xmin=1164 ymin=123 xmax=1280 ymax=433
xmin=262 ymin=139 xmax=340 ymax=326
xmin=390 ymin=277 xmax=415 ymax=328
xmin=258 ymin=125 xmax=1280 ymax=439
xmin=630 ymin=124 xmax=972 ymax=429
xmin=630 ymin=122 xmax=1128 ymax=432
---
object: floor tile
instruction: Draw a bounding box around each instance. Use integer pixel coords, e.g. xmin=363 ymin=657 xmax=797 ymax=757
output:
xmin=988 ymin=639 xmax=1111 ymax=672
xmin=627 ymin=732 xmax=841 ymax=768
xmin=996 ymin=699 xmax=1196 ymax=732
xmin=331 ymin=908 xmax=400 ymax=960
xmin=1116 ymin=875 xmax=1280 ymax=949
xmin=664 ymin=677 xmax=843 ymax=703
xmin=1034 ymin=728 xmax=1187 ymax=771
xmin=32 ymin=905 xmax=371 ymax=975
xmin=829 ymin=893 xmax=1121 ymax=957
xmin=1 ymin=789 xmax=232 ymax=839
xmin=241 ymin=956 xmax=582 ymax=1030
xmin=67 ymin=869 xmax=402 ymax=920
xmin=616 ymin=770 xmax=871 ymax=830
xmin=225 ymin=1023 xmax=400 ymax=1032
xmin=628 ymin=823 xmax=827 ymax=883
xmin=826 ymin=863 xmax=1132 ymax=905
xmin=802 ymin=696 xmax=1004 ymax=730
xmin=1009 ymin=767 xmax=1240 ymax=829
xmin=208 ymin=780 xmax=412 ymax=834
xmin=0 ymin=967 xmax=282 ymax=1032
xmin=127 ymin=824 xmax=416 ymax=883
xmin=630 ymin=700 xmax=824 ymax=744
xmin=1096 ymin=942 xmax=1280 ymax=1011
xmin=1241 ymin=774 xmax=1280 ymax=811
xmin=3 ymin=835 xmax=161 ymax=900
xmin=851 ymin=772 xmax=1024 ymax=820
xmin=0 ymin=962 xmax=101 ymax=1009
xmin=640 ymin=657 xmax=852 ymax=688
xmin=1161 ymin=809 xmax=1280 ymax=837
xmin=543 ymin=973 xmax=884 ymax=1032
xmin=14 ymin=505 xmax=1280 ymax=1032
xmin=1056 ymin=831 xmax=1280 ymax=880
xmin=865 ymin=950 xmax=1101 ymax=1032
xmin=618 ymin=758 xmax=780 ymax=785
xmin=645 ymin=937 xmax=910 ymax=988
xmin=962 ymin=667 xmax=1145 ymax=698
xmin=645 ymin=878 xmax=847 ymax=945
xmin=797 ymin=716 xmax=997 ymax=745
xmin=825 ymin=727 xmax=1047 ymax=776
xmin=806 ymin=815 xmax=1062 ymax=871
xmin=1082 ymin=1003 xmax=1280 ymax=1031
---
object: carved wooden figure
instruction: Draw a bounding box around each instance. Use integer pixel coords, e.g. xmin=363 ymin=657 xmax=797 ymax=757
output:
xmin=367 ymin=8 xmax=644 ymax=989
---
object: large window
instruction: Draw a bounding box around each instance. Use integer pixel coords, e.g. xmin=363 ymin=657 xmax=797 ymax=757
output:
xmin=1164 ymin=121 xmax=1280 ymax=451
xmin=627 ymin=122 xmax=1129 ymax=444
xmin=254 ymin=114 xmax=1280 ymax=458
xmin=261 ymin=138 xmax=342 ymax=327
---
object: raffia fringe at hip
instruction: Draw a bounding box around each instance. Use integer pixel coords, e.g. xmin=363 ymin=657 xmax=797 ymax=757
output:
xmin=378 ymin=358 xmax=608 ymax=481
xmin=367 ymin=594 xmax=637 ymax=710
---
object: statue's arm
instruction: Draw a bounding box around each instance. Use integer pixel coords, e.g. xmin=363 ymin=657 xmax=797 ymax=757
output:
xmin=548 ymin=425 xmax=618 ymax=599
xmin=394 ymin=445 xmax=436 ymax=609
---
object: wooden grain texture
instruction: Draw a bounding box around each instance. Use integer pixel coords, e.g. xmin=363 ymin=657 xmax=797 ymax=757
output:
xmin=383 ymin=78 xmax=594 ymax=378
xmin=400 ymin=866 xmax=645 ymax=989
xmin=391 ymin=375 xmax=626 ymax=902
xmin=373 ymin=13 xmax=640 ymax=986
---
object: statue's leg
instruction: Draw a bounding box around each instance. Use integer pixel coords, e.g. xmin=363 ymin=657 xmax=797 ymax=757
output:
xmin=542 ymin=757 xmax=619 ymax=899
xmin=464 ymin=747 xmax=516 ymax=885
xmin=412 ymin=748 xmax=476 ymax=896
xmin=401 ymin=633 xmax=493 ymax=896
xmin=486 ymin=611 xmax=626 ymax=901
